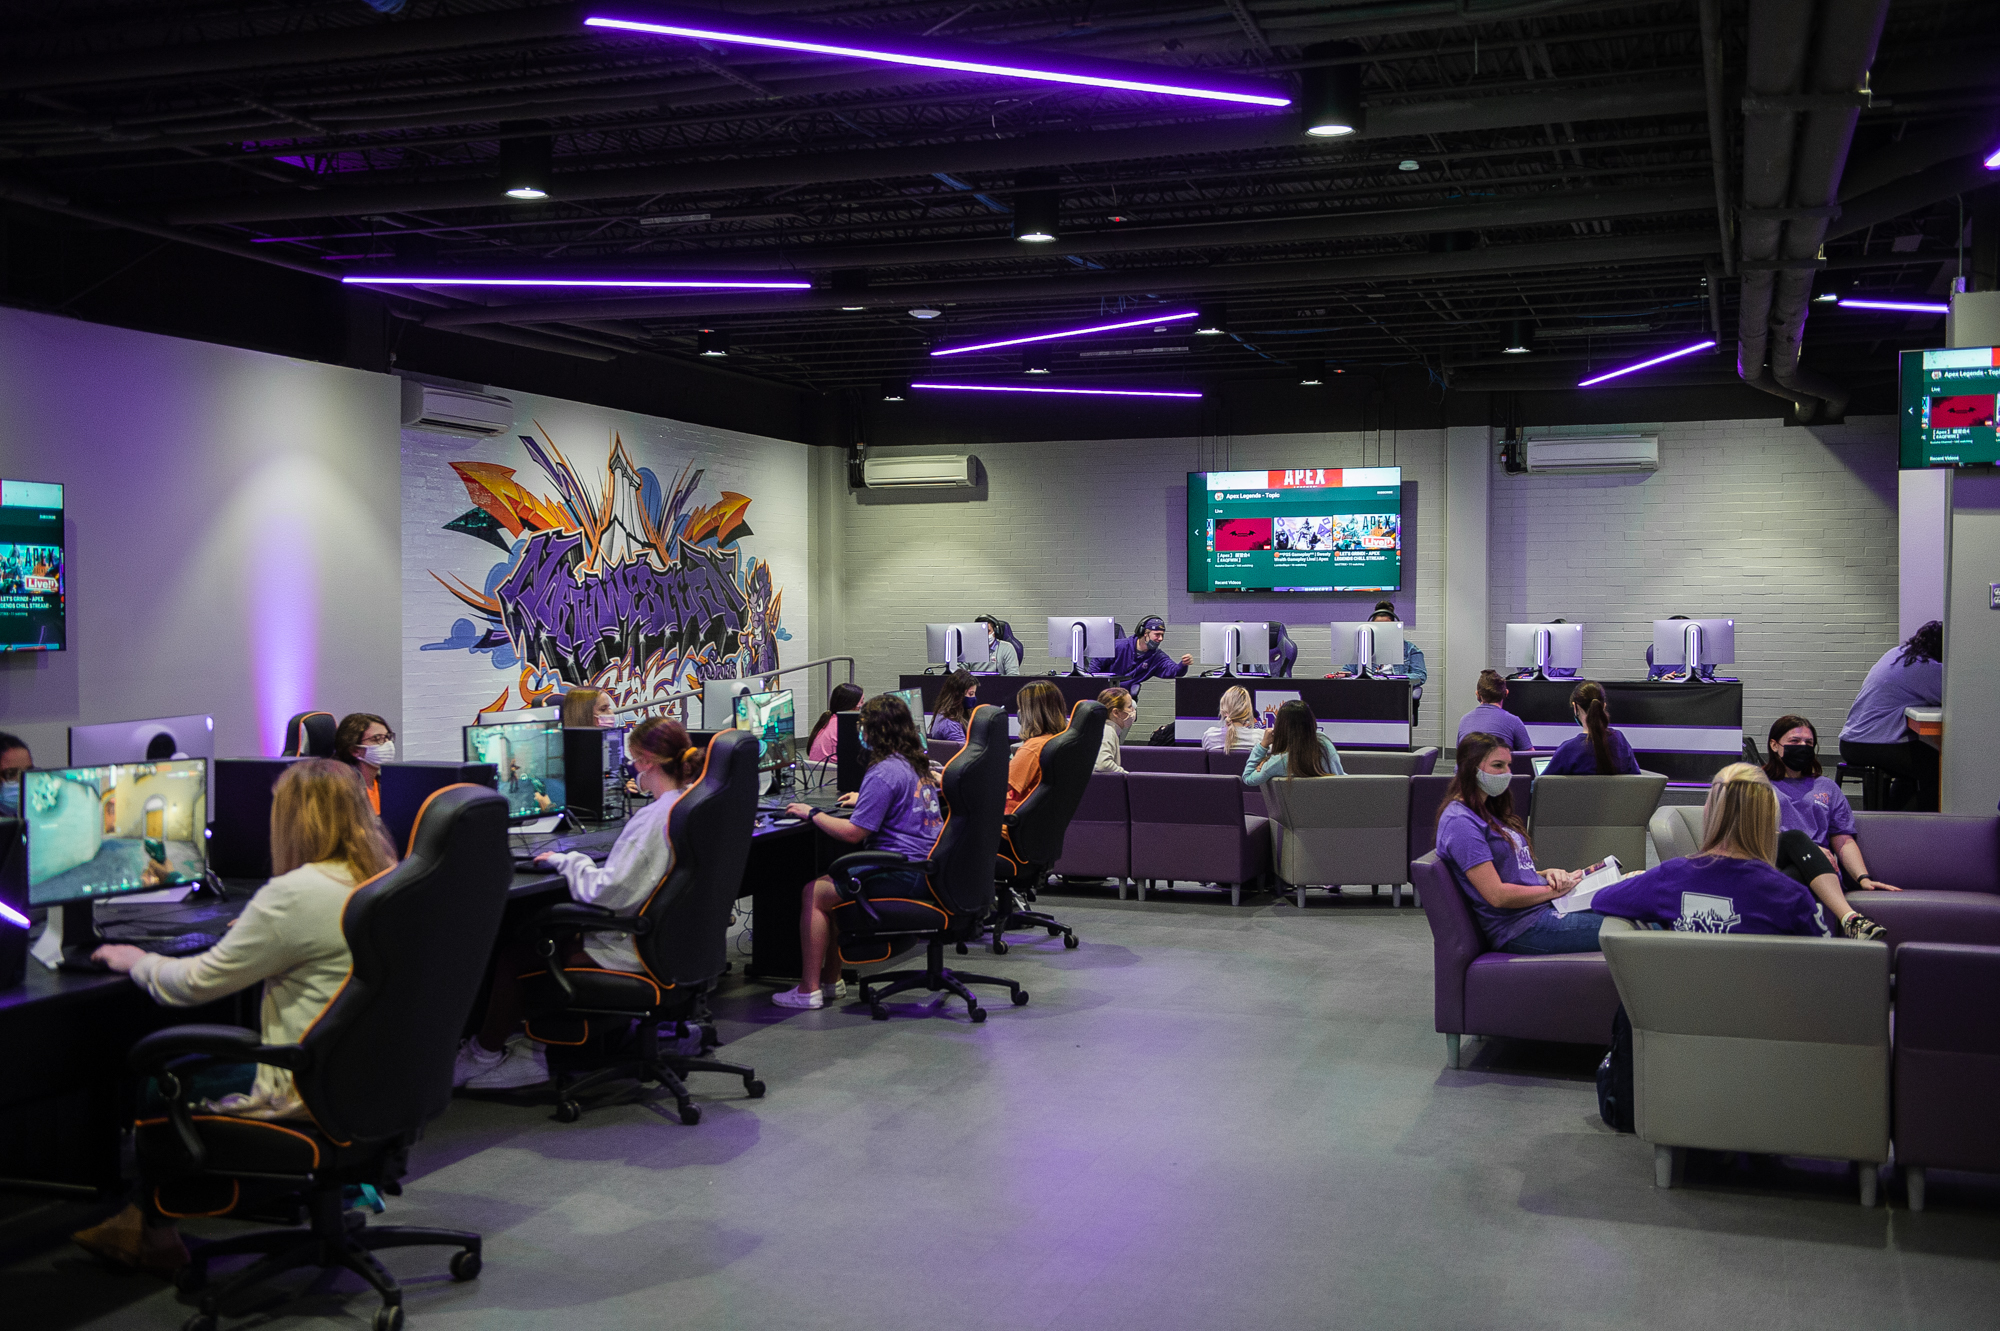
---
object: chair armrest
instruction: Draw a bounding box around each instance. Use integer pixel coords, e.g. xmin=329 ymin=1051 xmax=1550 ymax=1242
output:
xmin=829 ymin=850 xmax=927 ymax=876
xmin=526 ymin=900 xmax=651 ymax=939
xmin=128 ymin=1023 xmax=303 ymax=1076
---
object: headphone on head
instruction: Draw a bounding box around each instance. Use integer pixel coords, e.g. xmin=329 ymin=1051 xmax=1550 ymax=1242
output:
xmin=1136 ymin=615 xmax=1166 ymax=635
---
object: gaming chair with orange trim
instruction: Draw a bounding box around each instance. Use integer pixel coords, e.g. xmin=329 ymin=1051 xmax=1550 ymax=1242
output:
xmin=126 ymin=783 xmax=512 ymax=1331
xmin=834 ymin=703 xmax=1025 ymax=1022
xmin=515 ymin=728 xmax=764 ymax=1125
xmin=281 ymin=711 xmax=336 ymax=758
xmin=989 ymin=699 xmax=1107 ymax=952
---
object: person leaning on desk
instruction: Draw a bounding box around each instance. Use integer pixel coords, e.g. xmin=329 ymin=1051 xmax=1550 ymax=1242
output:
xmin=71 ymin=759 xmax=397 ymax=1277
xmin=1094 ymin=615 xmax=1192 ymax=697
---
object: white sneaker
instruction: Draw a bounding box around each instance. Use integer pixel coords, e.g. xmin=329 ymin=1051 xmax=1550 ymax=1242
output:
xmin=452 ymin=1039 xmax=505 ymax=1088
xmin=822 ymin=979 xmax=849 ymax=1002
xmin=772 ymin=987 xmax=824 ymax=1010
xmin=466 ymin=1036 xmax=549 ymax=1090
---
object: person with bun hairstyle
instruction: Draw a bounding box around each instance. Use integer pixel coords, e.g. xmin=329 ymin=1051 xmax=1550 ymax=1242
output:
xmin=1455 ymin=669 xmax=1532 ymax=751
xmin=1541 ymin=681 xmax=1640 ymax=775
xmin=453 ymin=716 xmax=706 ymax=1090
xmin=1095 ymin=687 xmax=1137 ymax=773
xmin=805 ymin=682 xmax=865 ymax=764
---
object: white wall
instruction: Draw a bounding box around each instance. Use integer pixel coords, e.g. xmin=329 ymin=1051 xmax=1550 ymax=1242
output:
xmin=0 ymin=308 xmax=402 ymax=763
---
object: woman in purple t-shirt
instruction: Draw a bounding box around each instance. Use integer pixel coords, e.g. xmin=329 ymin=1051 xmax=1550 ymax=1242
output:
xmin=1760 ymin=714 xmax=1897 ymax=939
xmin=1433 ymin=733 xmax=1593 ymax=954
xmin=777 ymin=694 xmax=944 ymax=1010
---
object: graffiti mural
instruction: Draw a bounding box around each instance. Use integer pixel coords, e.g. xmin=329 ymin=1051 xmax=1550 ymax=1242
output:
xmin=421 ymin=425 xmax=788 ymax=714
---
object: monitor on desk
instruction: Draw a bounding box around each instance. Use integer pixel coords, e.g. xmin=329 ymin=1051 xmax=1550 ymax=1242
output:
xmin=1651 ymin=618 xmax=1735 ymax=671
xmin=883 ymin=687 xmax=923 ymax=725
xmin=1046 ymin=616 xmax=1117 ymax=673
xmin=25 ymin=759 xmax=209 ymax=908
xmin=734 ymin=690 xmax=797 ymax=770
xmin=69 ymin=713 xmax=215 ymax=807
xmin=1199 ymin=622 xmax=1269 ymax=674
xmin=464 ymin=719 xmax=566 ymax=820
xmin=1330 ymin=621 xmax=1402 ymax=676
xmin=924 ymin=622 xmax=985 ymax=669
xmin=1504 ymin=623 xmax=1584 ymax=676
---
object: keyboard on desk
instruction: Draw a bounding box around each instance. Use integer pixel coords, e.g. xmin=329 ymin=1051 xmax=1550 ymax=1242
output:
xmin=109 ymin=931 xmax=224 ymax=957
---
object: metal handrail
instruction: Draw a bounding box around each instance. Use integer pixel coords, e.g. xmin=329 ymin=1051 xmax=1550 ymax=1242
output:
xmin=610 ymin=654 xmax=858 ymax=722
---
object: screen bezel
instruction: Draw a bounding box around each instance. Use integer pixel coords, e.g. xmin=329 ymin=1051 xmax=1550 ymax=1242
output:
xmin=1186 ymin=468 xmax=1404 ymax=594
xmin=0 ymin=477 xmax=66 ymax=654
xmin=25 ymin=758 xmax=210 ymax=907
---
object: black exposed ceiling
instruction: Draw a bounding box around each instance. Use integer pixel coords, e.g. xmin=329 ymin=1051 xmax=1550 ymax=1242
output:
xmin=0 ymin=0 xmax=1995 ymax=423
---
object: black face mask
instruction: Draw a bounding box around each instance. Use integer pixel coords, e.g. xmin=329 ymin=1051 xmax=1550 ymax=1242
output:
xmin=1781 ymin=743 xmax=1815 ymax=771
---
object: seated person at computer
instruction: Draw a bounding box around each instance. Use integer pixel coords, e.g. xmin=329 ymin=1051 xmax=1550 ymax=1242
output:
xmin=0 ymin=730 xmax=31 ymax=815
xmin=73 ymin=759 xmax=396 ymax=1275
xmin=805 ymin=682 xmax=866 ymax=764
xmin=929 ymin=669 xmax=976 ymax=745
xmin=1006 ymin=680 xmax=1069 ymax=813
xmin=1645 ymin=614 xmax=1717 ymax=681
xmin=1328 ymin=602 xmax=1428 ymax=688
xmin=453 ymin=717 xmax=704 ymax=1088
xmin=1764 ymin=714 xmax=1894 ymax=940
xmin=560 ymin=687 xmax=617 ymax=728
xmin=777 ymin=695 xmax=943 ymax=1010
xmin=1541 ymin=682 xmax=1640 ymax=775
xmin=1095 ymin=687 xmax=1136 ymax=773
xmin=333 ymin=712 xmax=395 ymax=813
xmin=1242 ymin=700 xmax=1346 ymax=784
xmin=1203 ymin=685 xmax=1260 ymax=753
xmin=972 ymin=615 xmax=1020 ymax=675
xmin=1097 ymin=616 xmax=1192 ymax=697
xmin=1457 ymin=670 xmax=1533 ymax=750
xmin=1838 ymin=619 xmax=1943 ymax=811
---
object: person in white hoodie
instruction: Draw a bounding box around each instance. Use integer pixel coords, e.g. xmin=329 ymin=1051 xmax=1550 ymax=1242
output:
xmin=73 ymin=758 xmax=397 ymax=1276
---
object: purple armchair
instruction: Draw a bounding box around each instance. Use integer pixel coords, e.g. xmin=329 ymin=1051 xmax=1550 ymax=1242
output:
xmin=1845 ymin=813 xmax=2000 ymax=955
xmin=1127 ymin=773 xmax=1272 ymax=906
xmin=1202 ymin=747 xmax=1265 ymax=816
xmin=1052 ymin=771 xmax=1132 ymax=897
xmin=1124 ymin=746 xmax=1209 ymax=775
xmin=1892 ymin=943 xmax=2000 ymax=1210
xmin=1407 ymin=774 xmax=1532 ymax=867
xmin=1412 ymin=852 xmax=1621 ymax=1069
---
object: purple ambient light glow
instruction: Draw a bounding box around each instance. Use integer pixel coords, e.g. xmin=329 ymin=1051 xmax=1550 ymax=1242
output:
xmin=1839 ymin=298 xmax=1950 ymax=315
xmin=584 ymin=13 xmax=1292 ymax=108
xmin=932 ymin=311 xmax=1200 ymax=357
xmin=341 ymin=275 xmax=811 ymax=289
xmin=0 ymin=900 xmax=28 ymax=931
xmin=910 ymin=382 xmax=1201 ymax=399
xmin=1986 ymin=145 xmax=2000 ymax=170
xmin=1576 ymin=339 xmax=1718 ymax=388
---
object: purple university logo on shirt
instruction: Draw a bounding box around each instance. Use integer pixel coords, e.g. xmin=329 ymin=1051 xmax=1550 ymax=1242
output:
xmin=1674 ymin=892 xmax=1744 ymax=933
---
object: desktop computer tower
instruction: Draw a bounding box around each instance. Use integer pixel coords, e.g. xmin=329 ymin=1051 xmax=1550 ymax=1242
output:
xmin=835 ymin=712 xmax=865 ymax=793
xmin=562 ymin=727 xmax=628 ymax=822
xmin=210 ymin=757 xmax=300 ymax=880
xmin=379 ymin=761 xmax=497 ymax=855
xmin=0 ymin=818 xmax=25 ymax=990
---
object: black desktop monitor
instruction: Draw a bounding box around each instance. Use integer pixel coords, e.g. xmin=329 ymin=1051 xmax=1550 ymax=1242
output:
xmin=464 ymin=719 xmax=566 ymax=820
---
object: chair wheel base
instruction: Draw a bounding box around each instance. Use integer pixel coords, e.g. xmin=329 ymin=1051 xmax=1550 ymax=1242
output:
xmin=449 ymin=1249 xmax=482 ymax=1281
xmin=744 ymin=1078 xmax=766 ymax=1098
xmin=1012 ymin=990 xmax=1030 ymax=1006
xmin=1062 ymin=933 xmax=1079 ymax=949
xmin=970 ymin=1006 xmax=987 ymax=1023
xmin=553 ymin=1100 xmax=582 ymax=1123
xmin=374 ymin=1303 xmax=405 ymax=1331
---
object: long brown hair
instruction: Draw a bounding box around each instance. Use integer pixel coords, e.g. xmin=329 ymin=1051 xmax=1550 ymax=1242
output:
xmin=560 ymin=688 xmax=607 ymax=728
xmin=1571 ymin=681 xmax=1613 ymax=775
xmin=1762 ymin=714 xmax=1821 ymax=781
xmin=1271 ymin=700 xmax=1332 ymax=778
xmin=933 ymin=669 xmax=975 ymax=728
xmin=628 ymin=716 xmax=701 ymax=785
xmin=1698 ymin=763 xmax=1780 ymax=864
xmin=1015 ymin=680 xmax=1067 ymax=741
xmin=270 ymin=758 xmax=396 ymax=881
xmin=1439 ymin=732 xmax=1528 ymax=844
xmin=861 ymin=694 xmax=930 ymax=779
xmin=808 ymin=682 xmax=864 ymax=747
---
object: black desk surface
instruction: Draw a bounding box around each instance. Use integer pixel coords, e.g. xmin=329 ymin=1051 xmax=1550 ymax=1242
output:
xmin=1502 ymin=678 xmax=1743 ymax=726
xmin=899 ymin=674 xmax=1114 ymax=713
xmin=1172 ymin=676 xmax=1412 ymax=720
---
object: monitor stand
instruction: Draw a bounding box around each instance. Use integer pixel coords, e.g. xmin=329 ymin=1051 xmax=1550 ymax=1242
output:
xmin=57 ymin=899 xmax=107 ymax=971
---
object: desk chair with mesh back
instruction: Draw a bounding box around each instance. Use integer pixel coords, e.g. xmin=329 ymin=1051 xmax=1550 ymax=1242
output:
xmin=991 ymin=700 xmax=1108 ymax=952
xmin=517 ymin=730 xmax=764 ymax=1125
xmin=281 ymin=711 xmax=336 ymax=758
xmin=128 ymin=785 xmax=511 ymax=1331
xmin=834 ymin=705 xmax=1025 ymax=1021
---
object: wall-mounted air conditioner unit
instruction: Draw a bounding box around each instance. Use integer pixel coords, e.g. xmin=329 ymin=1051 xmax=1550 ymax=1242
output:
xmin=1522 ymin=434 xmax=1660 ymax=474
xmin=400 ymin=380 xmax=515 ymax=437
xmin=859 ymin=454 xmax=976 ymax=488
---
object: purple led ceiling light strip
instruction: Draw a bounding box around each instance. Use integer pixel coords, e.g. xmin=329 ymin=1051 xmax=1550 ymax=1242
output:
xmin=932 ymin=310 xmax=1200 ymax=357
xmin=341 ymin=275 xmax=811 ymax=289
xmin=1839 ymin=298 xmax=1949 ymax=314
xmin=910 ymin=382 xmax=1201 ymax=399
xmin=584 ymin=12 xmax=1291 ymax=108
xmin=0 ymin=900 xmax=28 ymax=930
xmin=1576 ymin=339 xmax=1717 ymax=388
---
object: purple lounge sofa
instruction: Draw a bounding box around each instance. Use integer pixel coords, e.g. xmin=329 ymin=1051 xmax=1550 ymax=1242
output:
xmin=1051 ymin=770 xmax=1132 ymax=895
xmin=1842 ymin=812 xmax=2000 ymax=954
xmin=1892 ymin=942 xmax=2000 ymax=1210
xmin=1127 ymin=773 xmax=1272 ymax=906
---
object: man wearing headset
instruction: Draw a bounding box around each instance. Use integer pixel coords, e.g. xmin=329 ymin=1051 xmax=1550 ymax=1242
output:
xmin=1096 ymin=615 xmax=1194 ymax=698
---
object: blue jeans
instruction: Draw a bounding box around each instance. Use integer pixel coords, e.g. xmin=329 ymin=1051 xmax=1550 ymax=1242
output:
xmin=1501 ymin=908 xmax=1605 ymax=955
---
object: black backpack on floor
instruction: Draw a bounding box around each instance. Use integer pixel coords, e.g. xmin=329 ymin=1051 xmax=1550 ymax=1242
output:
xmin=1596 ymin=1003 xmax=1634 ymax=1133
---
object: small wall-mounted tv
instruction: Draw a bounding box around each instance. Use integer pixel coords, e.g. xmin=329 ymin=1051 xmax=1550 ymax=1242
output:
xmin=1187 ymin=467 xmax=1402 ymax=593
xmin=1900 ymin=347 xmax=2000 ymax=468
xmin=0 ymin=479 xmax=64 ymax=652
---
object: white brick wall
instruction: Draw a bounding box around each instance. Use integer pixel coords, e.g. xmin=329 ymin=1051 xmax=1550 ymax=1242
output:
xmin=1488 ymin=415 xmax=1900 ymax=745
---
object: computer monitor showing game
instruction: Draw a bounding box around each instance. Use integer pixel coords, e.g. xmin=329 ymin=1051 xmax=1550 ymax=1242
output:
xmin=1504 ymin=624 xmax=1584 ymax=676
xmin=26 ymin=759 xmax=209 ymax=907
xmin=1899 ymin=346 xmax=2000 ymax=467
xmin=1330 ymin=621 xmax=1403 ymax=676
xmin=735 ymin=690 xmax=797 ymax=770
xmin=0 ymin=478 xmax=65 ymax=653
xmin=1187 ymin=467 xmax=1402 ymax=593
xmin=884 ymin=687 xmax=923 ymax=725
xmin=70 ymin=713 xmax=216 ymax=807
xmin=464 ymin=720 xmax=566 ymax=819
xmin=924 ymin=622 xmax=985 ymax=668
xmin=1652 ymin=618 xmax=1736 ymax=672
xmin=1046 ymin=615 xmax=1117 ymax=673
xmin=1199 ymin=622 xmax=1268 ymax=673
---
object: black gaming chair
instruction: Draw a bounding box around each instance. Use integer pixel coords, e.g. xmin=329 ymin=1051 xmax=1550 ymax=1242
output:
xmin=994 ymin=618 xmax=1028 ymax=668
xmin=517 ymin=729 xmax=764 ymax=1124
xmin=128 ymin=784 xmax=512 ymax=1331
xmin=990 ymin=700 xmax=1107 ymax=952
xmin=280 ymin=711 xmax=336 ymax=758
xmin=1268 ymin=623 xmax=1298 ymax=678
xmin=832 ymin=704 xmax=1025 ymax=1022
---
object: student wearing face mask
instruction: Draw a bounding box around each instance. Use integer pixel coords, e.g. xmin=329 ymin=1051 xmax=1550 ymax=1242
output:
xmin=560 ymin=687 xmax=617 ymax=728
xmin=1095 ymin=687 xmax=1137 ymax=773
xmin=333 ymin=713 xmax=396 ymax=814
xmin=1761 ymin=714 xmax=1894 ymax=939
xmin=971 ymin=615 xmax=1021 ymax=675
xmin=1540 ymin=681 xmax=1641 ymax=775
xmin=1433 ymin=734 xmax=1593 ymax=953
xmin=1096 ymin=616 xmax=1192 ymax=698
xmin=0 ymin=731 xmax=30 ymax=817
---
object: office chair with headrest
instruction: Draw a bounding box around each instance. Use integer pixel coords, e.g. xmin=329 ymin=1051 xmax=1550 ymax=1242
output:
xmin=990 ymin=700 xmax=1108 ymax=952
xmin=128 ymin=784 xmax=512 ymax=1331
xmin=1268 ymin=622 xmax=1298 ymax=678
xmin=281 ymin=711 xmax=337 ymax=758
xmin=831 ymin=705 xmax=1024 ymax=1021
xmin=516 ymin=729 xmax=764 ymax=1124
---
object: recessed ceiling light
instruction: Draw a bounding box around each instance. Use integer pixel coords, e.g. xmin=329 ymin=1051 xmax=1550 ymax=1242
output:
xmin=910 ymin=308 xmax=941 ymax=319
xmin=1398 ymin=159 xmax=1421 ymax=172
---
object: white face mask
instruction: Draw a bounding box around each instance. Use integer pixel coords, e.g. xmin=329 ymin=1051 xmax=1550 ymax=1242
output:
xmin=1475 ymin=769 xmax=1512 ymax=797
xmin=597 ymin=713 xmax=618 ymax=728
xmin=362 ymin=740 xmax=396 ymax=766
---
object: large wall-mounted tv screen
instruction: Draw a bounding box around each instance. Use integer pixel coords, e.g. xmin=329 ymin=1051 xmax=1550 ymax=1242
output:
xmin=1901 ymin=347 xmax=2000 ymax=468
xmin=0 ymin=479 xmax=64 ymax=652
xmin=1187 ymin=467 xmax=1402 ymax=593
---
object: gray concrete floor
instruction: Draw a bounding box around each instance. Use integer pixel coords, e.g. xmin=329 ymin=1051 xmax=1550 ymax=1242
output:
xmin=7 ymin=894 xmax=1999 ymax=1330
